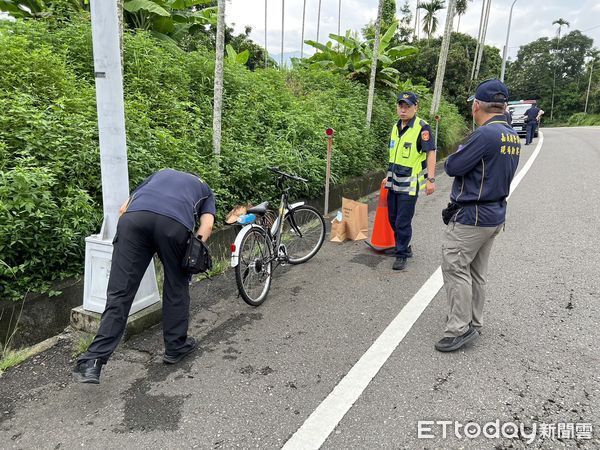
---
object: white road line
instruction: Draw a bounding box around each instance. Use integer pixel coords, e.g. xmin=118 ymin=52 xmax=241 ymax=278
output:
xmin=282 ymin=132 xmax=545 ymax=450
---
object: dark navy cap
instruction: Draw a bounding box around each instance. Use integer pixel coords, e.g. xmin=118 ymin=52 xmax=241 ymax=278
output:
xmin=397 ymin=91 xmax=418 ymax=106
xmin=468 ymin=79 xmax=509 ymax=103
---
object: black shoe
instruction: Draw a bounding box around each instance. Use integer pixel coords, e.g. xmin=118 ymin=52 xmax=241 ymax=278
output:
xmin=163 ymin=337 xmax=198 ymax=364
xmin=392 ymin=257 xmax=407 ymax=271
xmin=72 ymin=359 xmax=102 ymax=384
xmin=435 ymin=326 xmax=479 ymax=352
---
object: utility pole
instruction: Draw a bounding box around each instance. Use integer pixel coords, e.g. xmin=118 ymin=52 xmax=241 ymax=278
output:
xmin=366 ymin=0 xmax=385 ymax=127
xmin=264 ymin=0 xmax=268 ymax=66
xmin=500 ymin=0 xmax=518 ymax=82
xmin=82 ymin=0 xmax=159 ymax=315
xmin=585 ymin=58 xmax=595 ymax=113
xmin=431 ymin=0 xmax=456 ymax=115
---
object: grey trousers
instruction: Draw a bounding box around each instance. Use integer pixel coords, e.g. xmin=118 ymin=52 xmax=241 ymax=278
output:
xmin=441 ymin=221 xmax=503 ymax=337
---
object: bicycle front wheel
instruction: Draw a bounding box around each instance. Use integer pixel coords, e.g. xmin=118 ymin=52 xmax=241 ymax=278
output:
xmin=280 ymin=205 xmax=326 ymax=264
xmin=235 ymin=227 xmax=273 ymax=307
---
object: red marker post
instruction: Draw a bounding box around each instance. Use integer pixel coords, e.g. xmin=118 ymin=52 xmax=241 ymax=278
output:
xmin=324 ymin=127 xmax=335 ymax=216
xmin=434 ymin=114 xmax=441 ymax=149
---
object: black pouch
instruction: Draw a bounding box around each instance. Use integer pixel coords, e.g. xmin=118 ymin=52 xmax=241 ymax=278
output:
xmin=441 ymin=202 xmax=461 ymax=225
xmin=182 ymin=234 xmax=212 ymax=274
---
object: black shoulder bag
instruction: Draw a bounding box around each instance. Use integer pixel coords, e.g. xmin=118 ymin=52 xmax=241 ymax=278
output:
xmin=182 ymin=233 xmax=212 ymax=274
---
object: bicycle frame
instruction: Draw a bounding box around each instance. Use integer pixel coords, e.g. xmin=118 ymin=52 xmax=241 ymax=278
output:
xmin=230 ymin=182 xmax=304 ymax=269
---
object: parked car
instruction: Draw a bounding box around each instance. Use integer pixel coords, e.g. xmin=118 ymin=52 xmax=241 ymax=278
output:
xmin=508 ymin=101 xmax=539 ymax=137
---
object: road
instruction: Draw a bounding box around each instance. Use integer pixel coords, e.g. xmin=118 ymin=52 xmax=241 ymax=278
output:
xmin=1 ymin=127 xmax=599 ymax=449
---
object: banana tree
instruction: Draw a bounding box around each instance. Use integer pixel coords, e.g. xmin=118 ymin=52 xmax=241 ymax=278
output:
xmin=225 ymin=44 xmax=250 ymax=65
xmin=298 ymin=21 xmax=417 ymax=89
xmin=122 ymin=0 xmax=216 ymax=43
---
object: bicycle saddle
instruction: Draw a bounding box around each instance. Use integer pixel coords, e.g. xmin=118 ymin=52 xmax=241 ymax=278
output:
xmin=247 ymin=201 xmax=269 ymax=215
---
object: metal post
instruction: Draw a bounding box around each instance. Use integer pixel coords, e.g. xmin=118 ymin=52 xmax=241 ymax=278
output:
xmin=324 ymin=128 xmax=335 ymax=216
xmin=300 ymin=0 xmax=306 ymax=58
xmin=316 ymin=0 xmax=322 ymax=42
xmin=280 ymin=0 xmax=285 ymax=68
xmin=434 ymin=115 xmax=440 ymax=149
xmin=83 ymin=0 xmax=159 ymax=314
xmin=264 ymin=0 xmax=268 ymax=66
xmin=500 ymin=0 xmax=518 ymax=82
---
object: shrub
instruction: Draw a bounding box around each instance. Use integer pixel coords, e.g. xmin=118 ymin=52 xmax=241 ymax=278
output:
xmin=567 ymin=112 xmax=600 ymax=126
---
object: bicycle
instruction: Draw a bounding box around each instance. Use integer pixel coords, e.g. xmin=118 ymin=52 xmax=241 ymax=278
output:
xmin=230 ymin=167 xmax=326 ymax=306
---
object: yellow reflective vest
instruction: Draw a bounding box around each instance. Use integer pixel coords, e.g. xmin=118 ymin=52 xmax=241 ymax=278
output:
xmin=385 ymin=116 xmax=429 ymax=196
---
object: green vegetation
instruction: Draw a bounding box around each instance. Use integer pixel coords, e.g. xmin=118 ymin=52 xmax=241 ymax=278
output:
xmin=0 ymin=9 xmax=468 ymax=302
xmin=0 ymin=347 xmax=35 ymax=375
xmin=72 ymin=333 xmax=94 ymax=358
xmin=567 ymin=113 xmax=600 ymax=126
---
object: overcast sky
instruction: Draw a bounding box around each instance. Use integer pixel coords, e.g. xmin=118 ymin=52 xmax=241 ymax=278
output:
xmin=226 ymin=0 xmax=600 ymax=59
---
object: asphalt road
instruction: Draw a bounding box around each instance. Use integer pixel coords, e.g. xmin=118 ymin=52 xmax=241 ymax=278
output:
xmin=1 ymin=127 xmax=599 ymax=449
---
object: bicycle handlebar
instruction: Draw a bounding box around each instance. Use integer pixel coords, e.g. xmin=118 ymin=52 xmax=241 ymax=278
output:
xmin=269 ymin=167 xmax=307 ymax=183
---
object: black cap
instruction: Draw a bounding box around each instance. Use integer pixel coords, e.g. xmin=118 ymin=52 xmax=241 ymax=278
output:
xmin=468 ymin=79 xmax=509 ymax=103
xmin=397 ymin=91 xmax=418 ymax=106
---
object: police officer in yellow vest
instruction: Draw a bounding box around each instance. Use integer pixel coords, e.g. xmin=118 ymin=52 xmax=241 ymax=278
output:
xmin=385 ymin=92 xmax=437 ymax=270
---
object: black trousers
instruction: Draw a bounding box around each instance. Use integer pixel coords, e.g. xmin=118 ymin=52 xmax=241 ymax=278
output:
xmin=387 ymin=192 xmax=418 ymax=258
xmin=79 ymin=211 xmax=194 ymax=364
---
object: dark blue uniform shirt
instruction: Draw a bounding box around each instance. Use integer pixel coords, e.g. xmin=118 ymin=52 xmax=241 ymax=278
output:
xmin=445 ymin=115 xmax=520 ymax=226
xmin=127 ymin=169 xmax=216 ymax=231
xmin=395 ymin=116 xmax=436 ymax=153
xmin=524 ymin=106 xmax=540 ymax=124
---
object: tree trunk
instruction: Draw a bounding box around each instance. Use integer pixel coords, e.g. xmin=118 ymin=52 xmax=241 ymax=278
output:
xmin=212 ymin=0 xmax=225 ymax=158
xmin=431 ymin=0 xmax=456 ymax=116
xmin=474 ymin=0 xmax=492 ymax=81
xmin=366 ymin=0 xmax=385 ymax=127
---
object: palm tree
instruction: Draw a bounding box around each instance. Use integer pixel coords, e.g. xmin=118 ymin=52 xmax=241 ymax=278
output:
xmin=550 ymin=18 xmax=569 ymax=120
xmin=419 ymin=0 xmax=445 ymax=39
xmin=454 ymin=0 xmax=471 ymax=32
xmin=213 ymin=0 xmax=225 ymax=158
xmin=552 ymin=17 xmax=569 ymax=39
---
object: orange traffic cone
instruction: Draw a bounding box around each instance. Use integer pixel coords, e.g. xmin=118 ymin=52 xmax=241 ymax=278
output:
xmin=365 ymin=181 xmax=396 ymax=252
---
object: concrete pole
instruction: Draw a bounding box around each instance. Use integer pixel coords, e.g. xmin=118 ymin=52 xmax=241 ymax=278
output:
xmin=585 ymin=59 xmax=594 ymax=113
xmin=265 ymin=0 xmax=268 ymax=66
xmin=500 ymin=0 xmax=518 ymax=82
xmin=83 ymin=0 xmax=159 ymax=314
xmin=430 ymin=0 xmax=455 ymax=116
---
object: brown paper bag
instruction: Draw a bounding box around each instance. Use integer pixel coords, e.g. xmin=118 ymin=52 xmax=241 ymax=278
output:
xmin=330 ymin=219 xmax=347 ymax=242
xmin=342 ymin=197 xmax=369 ymax=240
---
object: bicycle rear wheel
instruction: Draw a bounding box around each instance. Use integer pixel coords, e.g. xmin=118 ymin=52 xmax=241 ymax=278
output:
xmin=235 ymin=227 xmax=273 ymax=306
xmin=280 ymin=205 xmax=326 ymax=264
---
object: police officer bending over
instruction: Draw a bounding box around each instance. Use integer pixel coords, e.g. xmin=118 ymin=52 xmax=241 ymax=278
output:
xmin=385 ymin=91 xmax=436 ymax=271
xmin=73 ymin=169 xmax=216 ymax=383
xmin=436 ymin=79 xmax=520 ymax=352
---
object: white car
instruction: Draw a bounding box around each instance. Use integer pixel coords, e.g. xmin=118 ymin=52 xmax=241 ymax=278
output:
xmin=508 ymin=102 xmax=539 ymax=137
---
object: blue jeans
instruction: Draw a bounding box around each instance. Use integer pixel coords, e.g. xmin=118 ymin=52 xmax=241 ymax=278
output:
xmin=525 ymin=121 xmax=537 ymax=144
xmin=387 ymin=192 xmax=417 ymax=257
